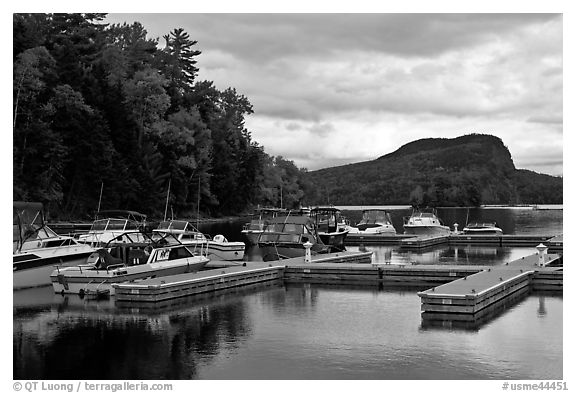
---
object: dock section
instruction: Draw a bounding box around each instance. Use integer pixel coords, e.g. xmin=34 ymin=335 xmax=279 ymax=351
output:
xmin=418 ymin=253 xmax=562 ymax=318
xmin=345 ymin=233 xmax=561 ymax=251
xmin=114 ymin=251 xmax=373 ymax=302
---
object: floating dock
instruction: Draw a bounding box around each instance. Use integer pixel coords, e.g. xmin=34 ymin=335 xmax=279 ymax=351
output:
xmin=345 ymin=233 xmax=561 ymax=251
xmin=417 ymin=253 xmax=562 ymax=319
xmin=114 ymin=251 xmax=373 ymax=302
xmin=400 ymin=234 xmax=450 ymax=249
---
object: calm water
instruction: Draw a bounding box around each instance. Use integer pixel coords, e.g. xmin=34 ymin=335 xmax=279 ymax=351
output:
xmin=13 ymin=207 xmax=563 ymax=380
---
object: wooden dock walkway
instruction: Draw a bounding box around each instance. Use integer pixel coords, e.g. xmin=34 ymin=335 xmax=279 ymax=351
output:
xmin=114 ymin=251 xmax=373 ymax=302
xmin=418 ymin=253 xmax=562 ymax=316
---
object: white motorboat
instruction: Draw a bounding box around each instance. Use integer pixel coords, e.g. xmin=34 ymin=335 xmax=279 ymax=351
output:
xmin=241 ymin=207 xmax=287 ymax=245
xmin=153 ymin=220 xmax=245 ymax=261
xmin=348 ymin=209 xmax=397 ymax=235
xmin=310 ymin=206 xmax=349 ymax=251
xmin=403 ymin=208 xmax=451 ymax=235
xmin=76 ymin=210 xmax=147 ymax=247
xmin=13 ymin=201 xmax=97 ymax=290
xmin=463 ymin=221 xmax=503 ymax=235
xmin=51 ymin=231 xmax=209 ymax=296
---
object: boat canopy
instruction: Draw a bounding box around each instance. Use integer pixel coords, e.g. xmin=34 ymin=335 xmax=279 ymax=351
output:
xmin=13 ymin=201 xmax=46 ymax=243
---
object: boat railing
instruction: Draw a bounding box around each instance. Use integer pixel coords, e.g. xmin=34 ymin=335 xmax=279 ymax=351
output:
xmin=106 ymin=263 xmax=125 ymax=272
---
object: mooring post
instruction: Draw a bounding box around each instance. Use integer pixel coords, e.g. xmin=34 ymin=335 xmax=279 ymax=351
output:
xmin=536 ymin=243 xmax=548 ymax=267
xmin=453 ymin=223 xmax=459 ymax=233
xmin=304 ymin=241 xmax=313 ymax=263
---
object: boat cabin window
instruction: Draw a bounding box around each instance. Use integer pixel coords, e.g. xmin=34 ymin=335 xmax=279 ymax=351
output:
xmin=153 ymin=246 xmax=193 ymax=262
xmin=44 ymin=239 xmax=70 ymax=248
xmin=283 ymin=224 xmax=303 ymax=234
xmin=277 ymin=233 xmax=300 ymax=243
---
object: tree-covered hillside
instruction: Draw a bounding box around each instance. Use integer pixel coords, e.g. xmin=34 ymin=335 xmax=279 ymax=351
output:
xmin=13 ymin=14 xmax=309 ymax=219
xmin=305 ymin=134 xmax=562 ymax=206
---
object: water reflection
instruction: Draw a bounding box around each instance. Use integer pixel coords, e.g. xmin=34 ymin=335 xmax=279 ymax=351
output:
xmin=13 ymin=282 xmax=562 ymax=380
xmin=346 ymin=244 xmax=534 ymax=266
xmin=14 ymin=283 xmax=271 ymax=379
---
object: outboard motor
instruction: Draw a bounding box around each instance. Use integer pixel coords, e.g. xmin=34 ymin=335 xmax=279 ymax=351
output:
xmin=213 ymin=234 xmax=228 ymax=243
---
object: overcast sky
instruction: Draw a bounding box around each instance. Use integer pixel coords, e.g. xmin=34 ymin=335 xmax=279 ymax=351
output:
xmin=105 ymin=13 xmax=563 ymax=176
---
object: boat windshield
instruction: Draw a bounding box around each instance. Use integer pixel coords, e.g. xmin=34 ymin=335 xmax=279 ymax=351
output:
xmin=157 ymin=220 xmax=190 ymax=231
xmin=259 ymin=233 xmax=301 ymax=243
xmin=359 ymin=210 xmax=391 ymax=225
xmin=264 ymin=223 xmax=305 ymax=234
xmin=90 ymin=219 xmax=108 ymax=231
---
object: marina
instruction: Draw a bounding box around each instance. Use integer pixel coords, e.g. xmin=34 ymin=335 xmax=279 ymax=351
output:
xmin=13 ymin=205 xmax=563 ymax=380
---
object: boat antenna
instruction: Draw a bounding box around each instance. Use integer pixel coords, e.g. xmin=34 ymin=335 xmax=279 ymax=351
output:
xmin=163 ymin=178 xmax=171 ymax=222
xmin=97 ymin=181 xmax=104 ymax=214
xmin=465 ymin=207 xmax=469 ymax=227
xmin=196 ymin=173 xmax=201 ymax=230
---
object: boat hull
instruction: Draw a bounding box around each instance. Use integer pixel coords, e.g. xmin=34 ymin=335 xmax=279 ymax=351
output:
xmin=50 ymin=257 xmax=209 ymax=295
xmin=348 ymin=225 xmax=397 ymax=235
xmin=258 ymin=243 xmax=329 ymax=261
xmin=13 ymin=249 xmax=96 ymax=290
xmin=463 ymin=228 xmax=503 ymax=235
xmin=206 ymin=241 xmax=245 ymax=261
xmin=318 ymin=231 xmax=349 ymax=251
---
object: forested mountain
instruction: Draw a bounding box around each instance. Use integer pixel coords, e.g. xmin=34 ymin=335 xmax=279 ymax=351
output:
xmin=304 ymin=134 xmax=563 ymax=206
xmin=13 ymin=13 xmax=308 ymax=219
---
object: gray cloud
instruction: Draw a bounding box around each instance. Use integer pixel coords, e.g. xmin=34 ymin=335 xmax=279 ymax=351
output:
xmin=113 ymin=13 xmax=559 ymax=61
xmin=105 ymin=13 xmax=563 ymax=176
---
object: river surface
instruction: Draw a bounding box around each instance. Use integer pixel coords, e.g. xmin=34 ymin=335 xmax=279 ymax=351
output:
xmin=13 ymin=207 xmax=563 ymax=380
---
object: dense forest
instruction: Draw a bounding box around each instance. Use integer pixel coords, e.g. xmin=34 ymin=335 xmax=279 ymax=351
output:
xmin=305 ymin=134 xmax=563 ymax=206
xmin=13 ymin=13 xmax=311 ymax=220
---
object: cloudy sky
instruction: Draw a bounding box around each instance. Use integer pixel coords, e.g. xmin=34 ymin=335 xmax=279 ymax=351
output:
xmin=105 ymin=13 xmax=563 ymax=176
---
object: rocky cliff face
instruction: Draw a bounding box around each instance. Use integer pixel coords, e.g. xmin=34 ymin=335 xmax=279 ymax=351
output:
xmin=304 ymin=134 xmax=562 ymax=206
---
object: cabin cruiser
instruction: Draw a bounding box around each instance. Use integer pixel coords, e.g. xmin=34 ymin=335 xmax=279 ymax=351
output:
xmin=153 ymin=220 xmax=245 ymax=261
xmin=13 ymin=201 xmax=97 ymax=290
xmin=241 ymin=207 xmax=287 ymax=245
xmin=462 ymin=221 xmax=503 ymax=235
xmin=257 ymin=216 xmax=331 ymax=261
xmin=310 ymin=206 xmax=349 ymax=251
xmin=403 ymin=208 xmax=451 ymax=235
xmin=51 ymin=231 xmax=209 ymax=296
xmin=76 ymin=210 xmax=147 ymax=247
xmin=348 ymin=209 xmax=397 ymax=235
